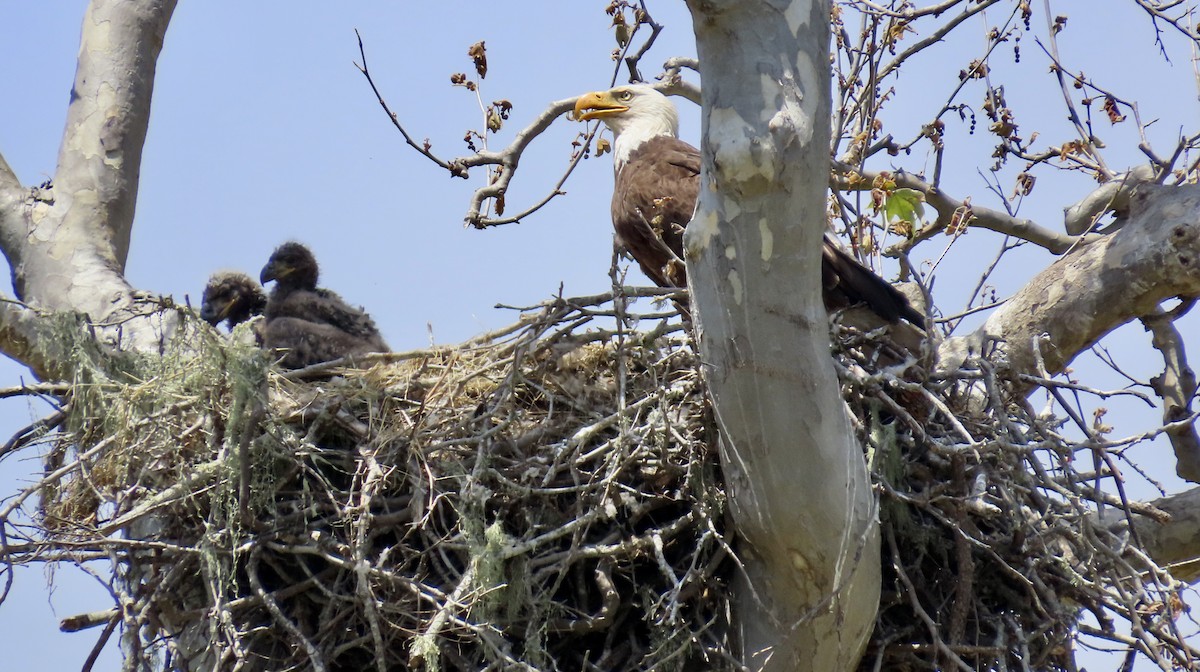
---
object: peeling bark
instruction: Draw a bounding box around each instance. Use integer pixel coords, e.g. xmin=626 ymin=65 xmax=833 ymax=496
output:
xmin=683 ymin=1 xmax=878 ymax=669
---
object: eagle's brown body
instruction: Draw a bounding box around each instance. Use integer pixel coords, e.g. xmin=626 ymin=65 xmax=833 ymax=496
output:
xmin=577 ymin=86 xmax=923 ymax=325
xmin=610 ymin=136 xmax=694 ymax=289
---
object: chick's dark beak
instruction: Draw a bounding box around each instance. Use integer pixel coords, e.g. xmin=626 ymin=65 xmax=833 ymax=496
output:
xmin=200 ymin=304 xmax=219 ymax=325
xmin=260 ymin=262 xmax=279 ymax=285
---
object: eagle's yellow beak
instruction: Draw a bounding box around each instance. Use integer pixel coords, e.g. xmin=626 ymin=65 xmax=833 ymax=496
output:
xmin=573 ymin=90 xmax=627 ymax=121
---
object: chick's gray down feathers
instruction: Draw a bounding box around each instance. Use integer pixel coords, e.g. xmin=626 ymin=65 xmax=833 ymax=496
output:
xmin=259 ymin=242 xmax=389 ymax=368
xmin=201 ymin=271 xmax=267 ymax=330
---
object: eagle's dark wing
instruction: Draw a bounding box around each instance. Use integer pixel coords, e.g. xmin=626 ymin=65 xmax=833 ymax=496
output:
xmin=262 ymin=317 xmax=383 ymax=370
xmin=612 ymin=136 xmax=699 ymax=288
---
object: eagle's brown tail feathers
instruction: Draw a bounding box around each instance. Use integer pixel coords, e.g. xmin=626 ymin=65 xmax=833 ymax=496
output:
xmin=821 ymin=237 xmax=924 ymax=325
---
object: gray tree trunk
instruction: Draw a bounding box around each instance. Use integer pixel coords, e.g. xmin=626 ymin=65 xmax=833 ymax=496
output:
xmin=683 ymin=1 xmax=879 ymax=669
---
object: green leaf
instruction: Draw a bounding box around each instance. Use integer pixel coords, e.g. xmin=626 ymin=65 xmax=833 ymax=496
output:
xmin=883 ymin=188 xmax=925 ymax=224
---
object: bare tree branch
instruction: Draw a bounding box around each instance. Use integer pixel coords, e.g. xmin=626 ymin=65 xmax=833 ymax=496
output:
xmin=60 ymin=609 xmax=120 ymax=633
xmin=658 ymin=58 xmax=702 ymax=105
xmin=0 ymin=153 xmax=20 ymax=205
xmin=0 ymin=300 xmax=76 ymax=381
xmin=1035 ymin=2 xmax=1112 ymax=178
xmin=938 ymin=184 xmax=1200 ymax=384
xmin=1064 ymin=164 xmax=1159 ymax=235
xmin=0 ymin=155 xmax=30 ymax=281
xmin=844 ymin=0 xmax=974 ymax=20
xmin=1142 ymin=305 xmax=1200 ymax=482
xmin=1131 ymin=0 xmax=1200 ymax=57
xmin=876 ymin=0 xmax=1002 ymax=81
xmin=458 ymin=97 xmax=583 ymax=227
xmin=355 ymin=37 xmax=603 ymax=228
xmin=618 ymin=2 xmax=663 ymax=84
xmin=353 ymin=32 xmax=465 ymax=178
xmin=831 ymin=160 xmax=1100 ymax=254
xmin=459 ymin=73 xmax=698 ymax=228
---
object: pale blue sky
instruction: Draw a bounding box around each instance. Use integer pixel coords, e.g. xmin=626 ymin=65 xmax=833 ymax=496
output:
xmin=1 ymin=2 xmax=1197 ymax=669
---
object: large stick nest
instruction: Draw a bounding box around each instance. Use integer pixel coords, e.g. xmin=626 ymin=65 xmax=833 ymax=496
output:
xmin=4 ymin=290 xmax=1197 ymax=670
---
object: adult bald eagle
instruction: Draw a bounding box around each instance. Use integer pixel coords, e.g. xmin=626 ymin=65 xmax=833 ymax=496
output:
xmin=259 ymin=242 xmax=389 ymax=368
xmin=573 ymin=85 xmax=923 ymax=325
xmin=201 ymin=271 xmax=267 ymax=330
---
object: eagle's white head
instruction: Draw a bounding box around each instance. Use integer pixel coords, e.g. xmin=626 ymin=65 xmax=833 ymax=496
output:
xmin=573 ymin=84 xmax=680 ymax=168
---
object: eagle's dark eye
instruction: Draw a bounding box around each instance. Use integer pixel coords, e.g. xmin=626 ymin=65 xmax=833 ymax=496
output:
xmin=618 ymin=90 xmax=633 ymax=101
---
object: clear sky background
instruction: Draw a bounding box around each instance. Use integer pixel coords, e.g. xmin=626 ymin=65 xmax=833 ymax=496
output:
xmin=0 ymin=1 xmax=1197 ymax=669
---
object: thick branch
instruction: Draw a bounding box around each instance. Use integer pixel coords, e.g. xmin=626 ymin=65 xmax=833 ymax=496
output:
xmin=1113 ymin=487 xmax=1200 ymax=584
xmin=1063 ymin=165 xmax=1158 ymax=235
xmin=0 ymin=295 xmax=185 ymax=382
xmin=0 ymin=154 xmax=20 ymax=206
xmin=1143 ymin=307 xmax=1200 ymax=483
xmin=0 ymin=301 xmax=64 ymax=381
xmin=0 ymin=154 xmax=31 ymax=277
xmin=938 ymin=184 xmax=1200 ymax=383
xmin=40 ymin=0 xmax=176 ymax=279
xmin=658 ymin=58 xmax=702 ymax=105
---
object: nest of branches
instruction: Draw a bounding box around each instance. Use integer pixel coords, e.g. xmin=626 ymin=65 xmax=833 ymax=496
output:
xmin=832 ymin=327 xmax=1196 ymax=671
xmin=3 ymin=289 xmax=1194 ymax=671
xmin=31 ymin=290 xmax=729 ymax=671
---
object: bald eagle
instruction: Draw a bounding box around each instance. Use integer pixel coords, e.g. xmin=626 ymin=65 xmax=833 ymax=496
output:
xmin=201 ymin=271 xmax=267 ymax=330
xmin=259 ymin=242 xmax=389 ymax=368
xmin=573 ymin=84 xmax=923 ymax=325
